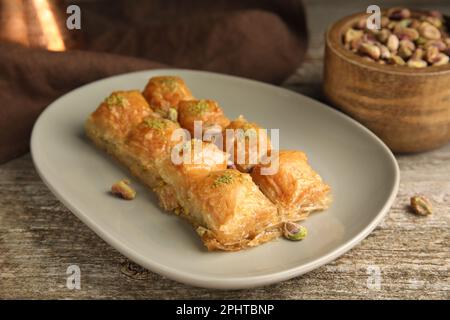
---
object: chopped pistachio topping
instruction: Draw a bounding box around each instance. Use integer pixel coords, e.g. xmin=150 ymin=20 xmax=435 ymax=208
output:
xmin=144 ymin=118 xmax=168 ymax=130
xmin=105 ymin=94 xmax=129 ymax=108
xmin=189 ymin=100 xmax=210 ymax=115
xmin=410 ymin=195 xmax=433 ymax=216
xmin=168 ymin=108 xmax=178 ymax=122
xmin=159 ymin=77 xmax=178 ymax=91
xmin=212 ymin=172 xmax=235 ymax=187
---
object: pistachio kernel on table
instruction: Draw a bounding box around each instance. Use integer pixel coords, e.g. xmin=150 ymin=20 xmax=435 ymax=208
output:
xmin=410 ymin=195 xmax=433 ymax=216
xmin=343 ymin=8 xmax=450 ymax=67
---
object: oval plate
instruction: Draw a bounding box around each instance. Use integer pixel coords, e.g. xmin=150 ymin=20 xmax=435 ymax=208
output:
xmin=31 ymin=69 xmax=399 ymax=289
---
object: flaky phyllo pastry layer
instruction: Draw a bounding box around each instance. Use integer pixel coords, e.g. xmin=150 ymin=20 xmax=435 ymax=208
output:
xmin=85 ymin=76 xmax=331 ymax=251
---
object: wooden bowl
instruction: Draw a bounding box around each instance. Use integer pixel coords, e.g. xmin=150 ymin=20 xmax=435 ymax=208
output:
xmin=324 ymin=12 xmax=450 ymax=153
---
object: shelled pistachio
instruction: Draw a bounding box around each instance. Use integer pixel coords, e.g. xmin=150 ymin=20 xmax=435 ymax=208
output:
xmin=410 ymin=195 xmax=433 ymax=216
xmin=342 ymin=8 xmax=450 ymax=67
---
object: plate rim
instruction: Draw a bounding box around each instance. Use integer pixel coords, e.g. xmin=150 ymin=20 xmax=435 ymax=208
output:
xmin=31 ymin=68 xmax=400 ymax=289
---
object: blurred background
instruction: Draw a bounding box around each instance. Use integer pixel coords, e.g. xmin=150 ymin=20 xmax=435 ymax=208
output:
xmin=1 ymin=0 xmax=448 ymax=93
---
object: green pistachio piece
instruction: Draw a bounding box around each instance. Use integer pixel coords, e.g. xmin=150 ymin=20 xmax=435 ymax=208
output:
xmin=419 ymin=22 xmax=441 ymax=40
xmin=407 ymin=58 xmax=427 ymax=68
xmin=431 ymin=53 xmax=449 ymax=66
xmin=168 ymin=108 xmax=178 ymax=122
xmin=189 ymin=100 xmax=210 ymax=115
xmin=144 ymin=118 xmax=168 ymax=130
xmin=213 ymin=173 xmax=234 ymax=187
xmin=283 ymin=222 xmax=308 ymax=241
xmin=111 ymin=179 xmax=136 ymax=200
xmin=389 ymin=55 xmax=406 ymax=66
xmin=105 ymin=94 xmax=129 ymax=108
xmin=410 ymin=195 xmax=433 ymax=216
xmin=359 ymin=43 xmax=381 ymax=60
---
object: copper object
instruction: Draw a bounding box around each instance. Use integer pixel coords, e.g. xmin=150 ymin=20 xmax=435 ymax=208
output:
xmin=0 ymin=0 xmax=80 ymax=51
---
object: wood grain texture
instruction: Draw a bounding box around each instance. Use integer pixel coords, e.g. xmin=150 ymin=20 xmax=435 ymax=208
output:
xmin=1 ymin=0 xmax=449 ymax=299
xmin=0 ymin=152 xmax=449 ymax=299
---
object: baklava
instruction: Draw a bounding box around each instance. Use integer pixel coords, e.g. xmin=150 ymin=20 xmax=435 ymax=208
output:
xmin=251 ymin=150 xmax=331 ymax=221
xmin=86 ymin=76 xmax=332 ymax=251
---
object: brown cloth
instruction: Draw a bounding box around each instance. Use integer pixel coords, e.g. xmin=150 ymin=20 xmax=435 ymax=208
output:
xmin=0 ymin=0 xmax=307 ymax=164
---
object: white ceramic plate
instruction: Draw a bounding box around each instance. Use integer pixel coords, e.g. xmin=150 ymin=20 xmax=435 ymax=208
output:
xmin=31 ymin=69 xmax=399 ymax=289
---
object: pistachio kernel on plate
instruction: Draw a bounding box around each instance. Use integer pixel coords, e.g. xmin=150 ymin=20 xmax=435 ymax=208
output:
xmin=283 ymin=222 xmax=308 ymax=241
xmin=111 ymin=179 xmax=136 ymax=200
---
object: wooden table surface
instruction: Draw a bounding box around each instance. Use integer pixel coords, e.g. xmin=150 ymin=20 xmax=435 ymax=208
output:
xmin=1 ymin=0 xmax=449 ymax=299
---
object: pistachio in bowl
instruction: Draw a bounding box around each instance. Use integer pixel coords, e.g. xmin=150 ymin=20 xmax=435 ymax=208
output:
xmin=343 ymin=8 xmax=450 ymax=67
xmin=324 ymin=8 xmax=450 ymax=153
